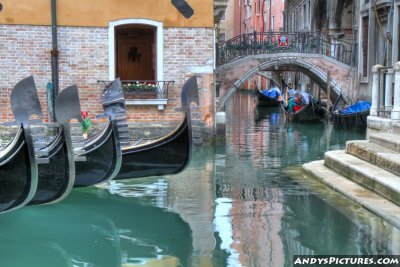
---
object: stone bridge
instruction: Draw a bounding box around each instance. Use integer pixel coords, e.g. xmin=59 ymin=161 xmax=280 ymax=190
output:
xmin=215 ymin=32 xmax=356 ymax=111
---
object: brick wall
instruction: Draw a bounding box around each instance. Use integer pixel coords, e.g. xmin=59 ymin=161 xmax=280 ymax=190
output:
xmin=163 ymin=28 xmax=215 ymax=143
xmin=0 ymin=25 xmax=51 ymax=121
xmin=0 ymin=25 xmax=215 ymax=143
xmin=0 ymin=25 xmax=108 ymax=121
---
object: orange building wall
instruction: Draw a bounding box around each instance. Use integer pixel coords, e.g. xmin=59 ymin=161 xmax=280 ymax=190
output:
xmin=0 ymin=0 xmax=214 ymax=28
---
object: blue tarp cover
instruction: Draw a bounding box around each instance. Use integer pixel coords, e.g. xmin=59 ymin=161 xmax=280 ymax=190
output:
xmin=339 ymin=101 xmax=371 ymax=114
xmin=262 ymin=88 xmax=281 ymax=99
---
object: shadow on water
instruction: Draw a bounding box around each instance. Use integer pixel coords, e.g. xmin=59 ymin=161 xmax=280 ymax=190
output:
xmin=0 ymin=188 xmax=192 ymax=267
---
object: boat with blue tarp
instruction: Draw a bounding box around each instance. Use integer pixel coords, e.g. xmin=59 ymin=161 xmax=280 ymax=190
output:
xmin=332 ymin=94 xmax=370 ymax=129
xmin=255 ymin=86 xmax=282 ymax=107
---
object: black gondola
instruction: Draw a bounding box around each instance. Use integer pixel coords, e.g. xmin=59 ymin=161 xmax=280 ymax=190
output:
xmin=57 ymin=80 xmax=124 ymax=187
xmin=114 ymin=76 xmax=199 ymax=180
xmin=332 ymin=94 xmax=369 ymax=129
xmin=29 ymin=126 xmax=75 ymax=205
xmin=281 ymin=95 xmax=326 ymax=122
xmin=7 ymin=76 xmax=76 ymax=206
xmin=254 ymin=88 xmax=281 ymax=107
xmin=0 ymin=77 xmax=40 ymax=213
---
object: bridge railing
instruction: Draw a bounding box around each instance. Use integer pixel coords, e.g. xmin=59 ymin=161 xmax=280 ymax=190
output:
xmin=216 ymin=32 xmax=354 ymax=66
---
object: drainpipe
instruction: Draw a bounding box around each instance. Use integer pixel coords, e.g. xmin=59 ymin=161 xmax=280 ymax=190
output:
xmin=50 ymin=0 xmax=59 ymax=122
xmin=269 ymin=0 xmax=272 ymax=31
xmin=239 ymin=0 xmax=242 ymax=36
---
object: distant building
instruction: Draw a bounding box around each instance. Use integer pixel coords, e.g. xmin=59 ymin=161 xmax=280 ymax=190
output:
xmin=218 ymin=0 xmax=285 ymax=90
xmin=285 ymin=0 xmax=400 ymax=101
xmin=218 ymin=0 xmax=235 ymax=41
xmin=231 ymin=0 xmax=285 ymax=36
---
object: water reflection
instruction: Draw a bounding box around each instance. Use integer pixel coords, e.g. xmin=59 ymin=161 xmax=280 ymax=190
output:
xmin=211 ymin=91 xmax=400 ymax=267
xmin=0 ymin=188 xmax=192 ymax=267
xmin=1 ymin=90 xmax=400 ymax=267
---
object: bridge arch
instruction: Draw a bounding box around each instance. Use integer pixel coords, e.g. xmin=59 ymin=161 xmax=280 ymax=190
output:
xmin=216 ymin=54 xmax=353 ymax=111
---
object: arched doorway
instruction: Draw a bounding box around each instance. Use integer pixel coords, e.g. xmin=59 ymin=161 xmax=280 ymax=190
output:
xmin=108 ymin=19 xmax=164 ymax=81
xmin=115 ymin=25 xmax=155 ymax=80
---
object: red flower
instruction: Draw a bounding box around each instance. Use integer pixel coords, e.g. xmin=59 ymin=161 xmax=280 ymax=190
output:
xmin=81 ymin=111 xmax=88 ymax=119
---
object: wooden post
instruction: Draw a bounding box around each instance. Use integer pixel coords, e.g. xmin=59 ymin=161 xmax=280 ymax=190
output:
xmin=327 ymin=71 xmax=331 ymax=113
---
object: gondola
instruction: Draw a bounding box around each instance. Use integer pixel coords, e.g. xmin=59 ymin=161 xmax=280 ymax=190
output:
xmin=280 ymin=94 xmax=326 ymax=122
xmin=0 ymin=77 xmax=40 ymax=213
xmin=29 ymin=126 xmax=75 ymax=205
xmin=254 ymin=88 xmax=281 ymax=107
xmin=114 ymin=76 xmax=199 ymax=180
xmin=57 ymin=80 xmax=124 ymax=187
xmin=332 ymin=93 xmax=370 ymax=129
xmin=8 ymin=76 xmax=76 ymax=206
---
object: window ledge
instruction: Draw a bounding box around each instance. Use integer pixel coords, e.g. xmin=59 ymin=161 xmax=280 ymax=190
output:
xmin=125 ymin=99 xmax=168 ymax=110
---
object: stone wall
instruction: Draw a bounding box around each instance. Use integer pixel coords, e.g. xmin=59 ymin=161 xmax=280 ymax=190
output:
xmin=0 ymin=25 xmax=215 ymax=144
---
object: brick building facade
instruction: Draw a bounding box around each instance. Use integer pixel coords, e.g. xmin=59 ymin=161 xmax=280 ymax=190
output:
xmin=0 ymin=0 xmax=217 ymax=143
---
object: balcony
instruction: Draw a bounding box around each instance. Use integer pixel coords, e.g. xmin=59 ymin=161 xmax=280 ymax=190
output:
xmin=121 ymin=80 xmax=174 ymax=110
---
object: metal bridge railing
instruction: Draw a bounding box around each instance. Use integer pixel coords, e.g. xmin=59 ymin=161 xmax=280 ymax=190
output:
xmin=216 ymin=31 xmax=354 ymax=66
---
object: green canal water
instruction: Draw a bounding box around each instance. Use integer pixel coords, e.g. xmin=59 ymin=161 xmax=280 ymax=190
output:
xmin=1 ymin=91 xmax=400 ymax=267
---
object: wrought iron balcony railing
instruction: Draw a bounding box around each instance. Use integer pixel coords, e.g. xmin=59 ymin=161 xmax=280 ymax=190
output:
xmin=216 ymin=31 xmax=354 ymax=66
xmin=98 ymin=80 xmax=175 ymax=99
xmin=121 ymin=80 xmax=174 ymax=99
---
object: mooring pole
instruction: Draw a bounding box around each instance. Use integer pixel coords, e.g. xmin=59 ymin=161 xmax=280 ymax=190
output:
xmin=50 ymin=0 xmax=59 ymax=122
xmin=327 ymin=71 xmax=331 ymax=116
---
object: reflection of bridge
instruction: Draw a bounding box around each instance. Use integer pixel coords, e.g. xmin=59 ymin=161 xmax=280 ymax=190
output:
xmin=215 ymin=32 xmax=356 ymax=111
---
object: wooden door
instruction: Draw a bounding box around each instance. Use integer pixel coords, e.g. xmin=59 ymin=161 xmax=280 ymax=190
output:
xmin=117 ymin=35 xmax=154 ymax=80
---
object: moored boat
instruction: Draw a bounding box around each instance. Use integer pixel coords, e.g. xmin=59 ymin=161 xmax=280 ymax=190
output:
xmin=254 ymin=88 xmax=281 ymax=107
xmin=7 ymin=76 xmax=76 ymax=206
xmin=0 ymin=77 xmax=40 ymax=213
xmin=281 ymin=92 xmax=326 ymax=122
xmin=58 ymin=80 xmax=125 ymax=187
xmin=332 ymin=94 xmax=370 ymax=129
xmin=113 ymin=76 xmax=199 ymax=180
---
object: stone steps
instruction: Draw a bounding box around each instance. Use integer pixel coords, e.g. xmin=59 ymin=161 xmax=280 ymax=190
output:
xmin=302 ymin=118 xmax=400 ymax=228
xmin=324 ymin=150 xmax=400 ymax=206
xmin=369 ymin=133 xmax=400 ymax=153
xmin=393 ymin=123 xmax=400 ymax=135
xmin=302 ymin=160 xmax=400 ymax=229
xmin=346 ymin=140 xmax=400 ymax=177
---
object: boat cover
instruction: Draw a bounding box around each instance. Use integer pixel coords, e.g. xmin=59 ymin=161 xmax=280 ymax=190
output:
xmin=339 ymin=101 xmax=371 ymax=114
xmin=300 ymin=92 xmax=310 ymax=104
xmin=262 ymin=87 xmax=281 ymax=98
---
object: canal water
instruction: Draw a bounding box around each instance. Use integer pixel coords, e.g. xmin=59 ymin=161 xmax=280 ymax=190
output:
xmin=1 ymin=90 xmax=400 ymax=267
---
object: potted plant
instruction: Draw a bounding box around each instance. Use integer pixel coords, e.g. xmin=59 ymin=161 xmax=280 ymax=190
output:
xmin=81 ymin=111 xmax=92 ymax=139
xmin=122 ymin=81 xmax=158 ymax=99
